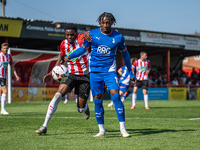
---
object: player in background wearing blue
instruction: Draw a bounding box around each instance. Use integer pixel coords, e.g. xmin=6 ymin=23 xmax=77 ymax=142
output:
xmin=66 ymin=12 xmax=135 ymax=137
xmin=108 ymin=57 xmax=137 ymax=108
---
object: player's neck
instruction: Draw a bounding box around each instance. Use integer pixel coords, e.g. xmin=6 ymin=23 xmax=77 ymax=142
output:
xmin=100 ymin=28 xmax=112 ymax=35
xmin=140 ymin=58 xmax=145 ymax=61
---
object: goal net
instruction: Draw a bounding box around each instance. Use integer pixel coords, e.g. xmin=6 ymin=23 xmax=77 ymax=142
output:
xmin=8 ymin=48 xmax=87 ymax=103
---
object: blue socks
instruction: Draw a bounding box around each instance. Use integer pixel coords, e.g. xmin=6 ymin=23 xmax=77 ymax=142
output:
xmin=94 ymin=99 xmax=104 ymax=124
xmin=112 ymin=93 xmax=125 ymax=122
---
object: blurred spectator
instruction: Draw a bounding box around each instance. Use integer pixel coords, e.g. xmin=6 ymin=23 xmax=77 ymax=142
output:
xmin=195 ymin=80 xmax=200 ymax=86
xmin=30 ymin=75 xmax=37 ymax=84
xmin=148 ymin=76 xmax=155 ymax=85
xmin=23 ymin=73 xmax=29 ymax=83
xmin=162 ymin=78 xmax=167 ymax=85
xmin=172 ymin=77 xmax=179 ymax=85
xmin=155 ymin=76 xmax=163 ymax=85
xmin=191 ymin=68 xmax=198 ymax=79
xmin=180 ymin=74 xmax=187 ymax=85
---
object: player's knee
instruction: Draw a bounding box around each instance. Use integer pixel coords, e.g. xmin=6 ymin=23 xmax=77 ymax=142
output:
xmin=54 ymin=92 xmax=62 ymax=102
xmin=79 ymin=92 xmax=89 ymax=100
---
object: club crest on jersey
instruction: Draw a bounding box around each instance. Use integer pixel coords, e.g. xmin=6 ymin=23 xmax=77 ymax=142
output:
xmin=97 ymin=45 xmax=111 ymax=55
xmin=112 ymin=38 xmax=115 ymax=43
xmin=0 ymin=62 xmax=8 ymax=68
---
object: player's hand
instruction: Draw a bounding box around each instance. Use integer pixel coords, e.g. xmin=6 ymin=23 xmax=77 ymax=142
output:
xmin=146 ymin=70 xmax=150 ymax=75
xmin=131 ymin=78 xmax=137 ymax=84
xmin=15 ymin=75 xmax=20 ymax=81
xmin=82 ymin=31 xmax=92 ymax=42
xmin=64 ymin=56 xmax=72 ymax=62
xmin=43 ymin=73 xmax=51 ymax=83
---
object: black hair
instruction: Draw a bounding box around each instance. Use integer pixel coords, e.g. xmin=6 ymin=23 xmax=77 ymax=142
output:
xmin=64 ymin=23 xmax=77 ymax=32
xmin=96 ymin=12 xmax=116 ymax=25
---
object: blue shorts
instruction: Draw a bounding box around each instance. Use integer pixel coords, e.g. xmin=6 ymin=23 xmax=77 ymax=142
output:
xmin=119 ymin=83 xmax=130 ymax=93
xmin=90 ymin=72 xmax=119 ymax=96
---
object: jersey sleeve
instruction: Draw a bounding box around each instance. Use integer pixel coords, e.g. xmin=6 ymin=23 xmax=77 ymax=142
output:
xmin=118 ymin=35 xmax=127 ymax=52
xmin=60 ymin=40 xmax=66 ymax=56
xmin=132 ymin=61 xmax=136 ymax=67
xmin=148 ymin=60 xmax=151 ymax=69
xmin=82 ymin=39 xmax=91 ymax=49
xmin=77 ymin=33 xmax=85 ymax=46
xmin=9 ymin=54 xmax=13 ymax=65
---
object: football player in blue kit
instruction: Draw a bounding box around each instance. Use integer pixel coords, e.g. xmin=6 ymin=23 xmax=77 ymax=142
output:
xmin=66 ymin=12 xmax=135 ymax=137
xmin=108 ymin=57 xmax=137 ymax=108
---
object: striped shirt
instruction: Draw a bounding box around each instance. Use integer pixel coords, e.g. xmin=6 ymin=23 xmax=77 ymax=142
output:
xmin=132 ymin=59 xmax=150 ymax=81
xmin=0 ymin=52 xmax=13 ymax=79
xmin=60 ymin=33 xmax=89 ymax=75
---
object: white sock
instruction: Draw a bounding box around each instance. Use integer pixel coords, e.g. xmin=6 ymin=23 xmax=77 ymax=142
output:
xmin=144 ymin=94 xmax=148 ymax=107
xmin=65 ymin=94 xmax=68 ymax=101
xmin=1 ymin=93 xmax=6 ymax=110
xmin=43 ymin=92 xmax=62 ymax=127
xmin=98 ymin=124 xmax=105 ymax=133
xmin=77 ymin=104 xmax=87 ymax=113
xmin=0 ymin=95 xmax=1 ymax=102
xmin=132 ymin=94 xmax=137 ymax=106
xmin=119 ymin=122 xmax=126 ymax=131
xmin=121 ymin=97 xmax=125 ymax=102
xmin=110 ymin=101 xmax=113 ymax=106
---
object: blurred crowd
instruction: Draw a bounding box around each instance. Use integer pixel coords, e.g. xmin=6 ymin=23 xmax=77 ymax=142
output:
xmin=148 ymin=66 xmax=200 ymax=86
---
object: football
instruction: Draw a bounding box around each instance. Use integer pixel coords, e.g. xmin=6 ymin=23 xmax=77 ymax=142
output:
xmin=52 ymin=64 xmax=69 ymax=82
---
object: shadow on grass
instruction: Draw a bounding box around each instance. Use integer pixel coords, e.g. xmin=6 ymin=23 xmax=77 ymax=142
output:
xmin=35 ymin=128 xmax=195 ymax=138
xmin=126 ymin=128 xmax=195 ymax=136
xmin=147 ymin=107 xmax=200 ymax=109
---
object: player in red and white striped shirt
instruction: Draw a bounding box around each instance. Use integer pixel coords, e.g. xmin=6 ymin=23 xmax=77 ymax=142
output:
xmin=131 ymin=51 xmax=150 ymax=109
xmin=36 ymin=24 xmax=90 ymax=135
xmin=0 ymin=43 xmax=19 ymax=115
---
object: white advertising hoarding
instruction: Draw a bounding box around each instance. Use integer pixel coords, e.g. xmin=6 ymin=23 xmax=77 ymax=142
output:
xmin=140 ymin=32 xmax=185 ymax=45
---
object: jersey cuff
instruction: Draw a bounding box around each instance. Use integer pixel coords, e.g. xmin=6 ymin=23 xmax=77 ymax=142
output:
xmin=118 ymin=47 xmax=127 ymax=52
xmin=82 ymin=44 xmax=89 ymax=49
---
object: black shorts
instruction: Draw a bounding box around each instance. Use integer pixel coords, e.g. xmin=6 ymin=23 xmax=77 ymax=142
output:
xmin=61 ymin=73 xmax=90 ymax=99
xmin=0 ymin=78 xmax=6 ymax=87
xmin=134 ymin=80 xmax=148 ymax=90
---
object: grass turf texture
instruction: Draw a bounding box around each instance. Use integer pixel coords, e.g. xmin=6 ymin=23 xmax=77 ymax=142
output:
xmin=0 ymin=100 xmax=200 ymax=150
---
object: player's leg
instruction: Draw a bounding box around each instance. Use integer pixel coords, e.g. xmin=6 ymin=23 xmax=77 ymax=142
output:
xmin=1 ymin=83 xmax=9 ymax=115
xmin=75 ymin=74 xmax=90 ymax=120
xmin=90 ymin=72 xmax=106 ymax=137
xmin=142 ymin=80 xmax=149 ymax=109
xmin=64 ymin=93 xmax=68 ymax=104
xmin=0 ymin=87 xmax=2 ymax=103
xmin=36 ymin=75 xmax=75 ymax=134
xmin=121 ymin=85 xmax=132 ymax=103
xmin=105 ymin=72 xmax=129 ymax=137
xmin=131 ymin=82 xmax=140 ymax=109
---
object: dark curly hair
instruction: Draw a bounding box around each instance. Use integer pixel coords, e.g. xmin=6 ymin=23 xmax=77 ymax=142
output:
xmin=96 ymin=12 xmax=116 ymax=25
xmin=64 ymin=23 xmax=77 ymax=32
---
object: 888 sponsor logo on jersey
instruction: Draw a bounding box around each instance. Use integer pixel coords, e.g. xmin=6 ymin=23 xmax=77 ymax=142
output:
xmin=97 ymin=45 xmax=111 ymax=55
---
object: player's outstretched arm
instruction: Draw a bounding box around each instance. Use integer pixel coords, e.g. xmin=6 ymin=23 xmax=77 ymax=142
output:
xmin=68 ymin=46 xmax=88 ymax=60
xmin=43 ymin=56 xmax=64 ymax=83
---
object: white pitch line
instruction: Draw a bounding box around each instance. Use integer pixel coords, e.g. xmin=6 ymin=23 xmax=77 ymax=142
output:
xmin=0 ymin=116 xmax=200 ymax=120
xmin=188 ymin=118 xmax=200 ymax=120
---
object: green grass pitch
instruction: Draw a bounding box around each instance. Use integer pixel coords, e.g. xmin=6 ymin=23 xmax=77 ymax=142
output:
xmin=0 ymin=100 xmax=200 ymax=150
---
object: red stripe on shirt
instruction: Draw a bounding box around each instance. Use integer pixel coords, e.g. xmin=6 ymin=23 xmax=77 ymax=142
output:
xmin=2 ymin=55 xmax=5 ymax=78
xmin=72 ymin=43 xmax=83 ymax=75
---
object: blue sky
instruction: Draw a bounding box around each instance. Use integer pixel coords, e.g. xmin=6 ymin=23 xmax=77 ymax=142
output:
xmin=2 ymin=0 xmax=200 ymax=34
